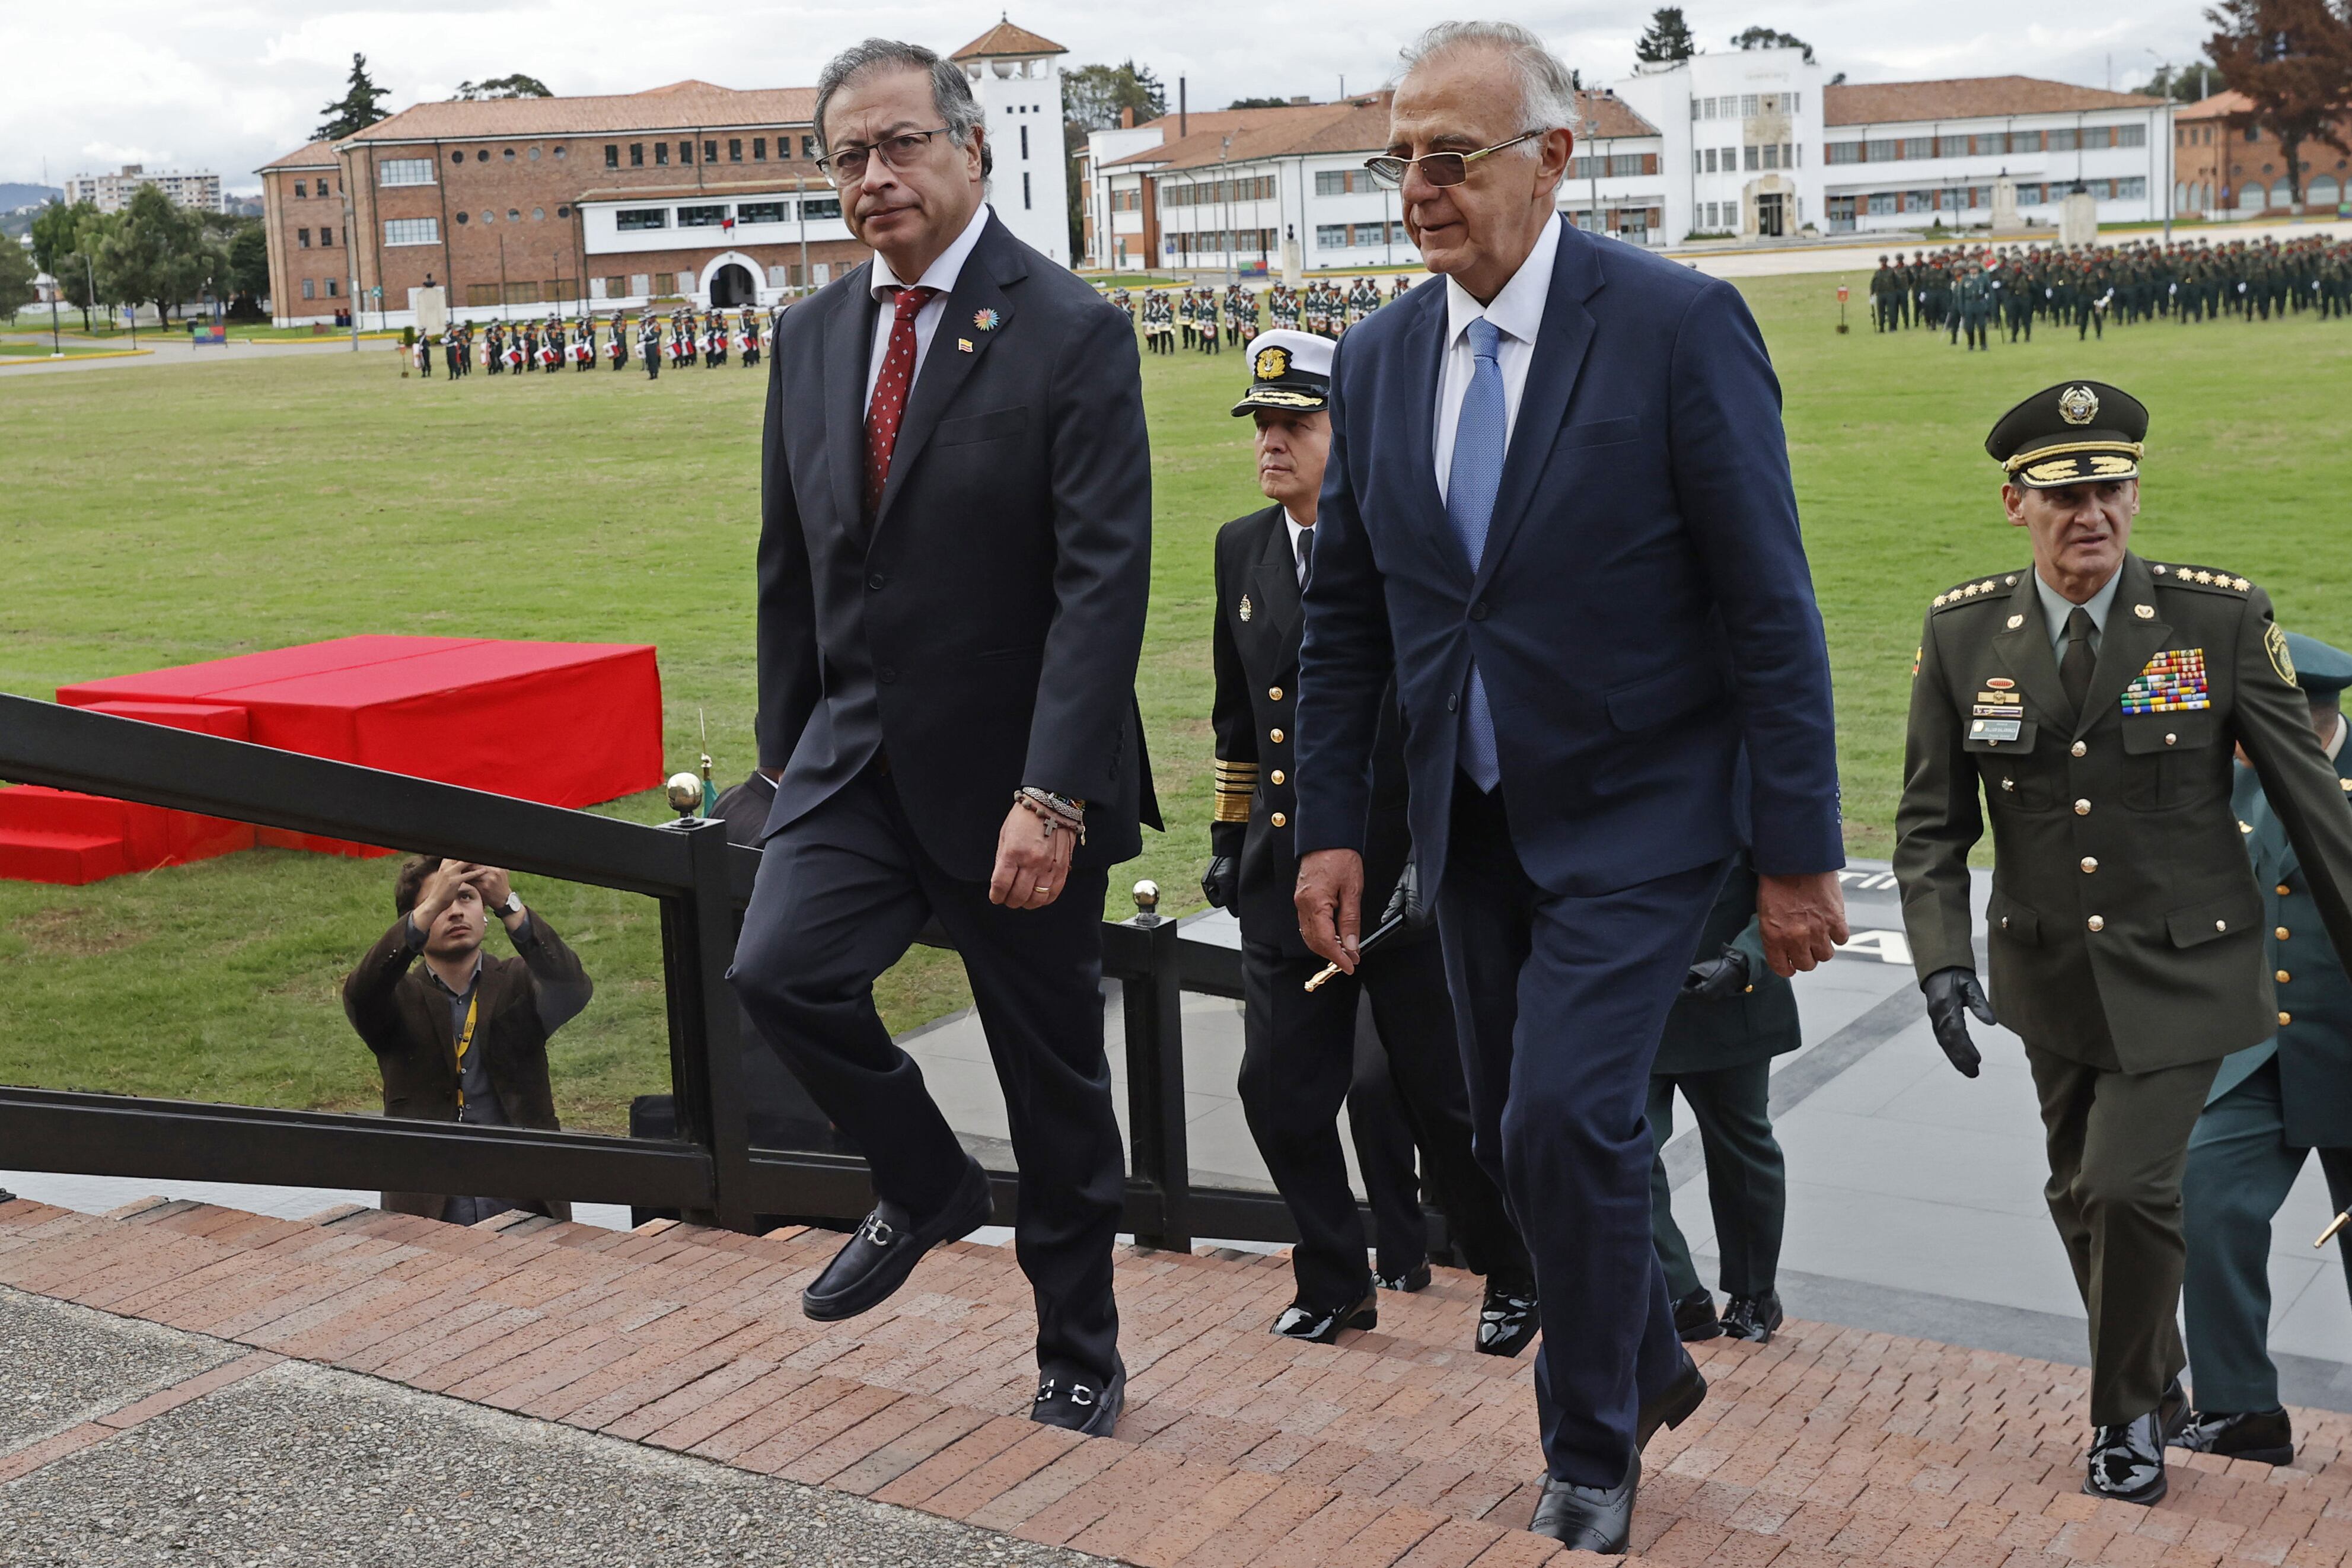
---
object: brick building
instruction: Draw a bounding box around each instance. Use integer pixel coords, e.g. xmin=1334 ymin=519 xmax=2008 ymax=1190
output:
xmin=257 ymin=21 xmax=1072 ymax=328
xmin=2172 ymin=90 xmax=2352 ymax=219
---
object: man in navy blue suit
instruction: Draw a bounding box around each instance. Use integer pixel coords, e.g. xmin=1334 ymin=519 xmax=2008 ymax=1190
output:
xmin=1292 ymin=22 xmax=1848 ymax=1554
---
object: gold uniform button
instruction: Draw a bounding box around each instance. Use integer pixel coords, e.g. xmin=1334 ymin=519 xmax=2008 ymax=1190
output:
xmin=1269 ymin=728 xmax=1284 ymax=744
xmin=2070 ymin=741 xmax=2088 ymax=758
xmin=1269 ymin=769 xmax=1286 ymax=785
xmin=2278 ymin=970 xmax=2292 ymax=984
xmin=1269 ymin=686 xmax=1284 ymax=701
xmin=2278 ymin=926 xmax=2292 ymax=940
xmin=2280 ymin=1012 xmax=2293 ymax=1026
xmin=2080 ymin=857 xmax=2098 ymax=873
xmin=1270 ymin=811 xmax=1287 ymax=827
xmin=2074 ymin=799 xmax=2092 ymax=815
xmin=2278 ymin=884 xmax=2292 ymax=896
xmin=2088 ymin=915 xmax=2105 ymax=932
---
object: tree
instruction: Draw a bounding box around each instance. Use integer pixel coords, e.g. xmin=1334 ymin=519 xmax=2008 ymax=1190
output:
xmin=1636 ymin=7 xmax=1698 ymax=63
xmin=94 ymin=186 xmax=218 ymax=326
xmin=1227 ymin=95 xmax=1293 ymax=109
xmin=2207 ymin=0 xmax=2352 ymax=203
xmin=0 ymin=238 xmax=35 ymax=323
xmin=225 ymin=224 xmax=270 ymax=308
xmin=453 ymin=73 xmax=553 ymax=100
xmin=1730 ymin=26 xmax=1815 ymax=63
xmin=27 ymin=197 xmax=97 ymax=276
xmin=315 ymin=52 xmax=392 ymax=140
xmin=2130 ymin=58 xmax=2225 ymax=101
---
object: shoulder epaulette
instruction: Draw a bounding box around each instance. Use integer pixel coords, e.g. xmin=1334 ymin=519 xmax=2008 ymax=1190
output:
xmin=2149 ymin=563 xmax=2254 ymax=594
xmin=1929 ymin=572 xmax=2024 ymax=612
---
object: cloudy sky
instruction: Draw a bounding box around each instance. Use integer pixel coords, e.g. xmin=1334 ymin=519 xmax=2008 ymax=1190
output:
xmin=6 ymin=0 xmax=2217 ymax=195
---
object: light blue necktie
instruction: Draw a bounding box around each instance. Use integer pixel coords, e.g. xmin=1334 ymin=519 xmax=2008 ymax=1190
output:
xmin=1446 ymin=317 xmax=1506 ymax=791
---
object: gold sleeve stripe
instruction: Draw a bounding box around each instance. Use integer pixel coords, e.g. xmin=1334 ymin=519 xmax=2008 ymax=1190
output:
xmin=1214 ymin=795 xmax=1253 ymax=823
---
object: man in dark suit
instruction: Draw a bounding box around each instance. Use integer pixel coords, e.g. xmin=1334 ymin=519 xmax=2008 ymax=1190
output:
xmin=1291 ymin=23 xmax=1847 ymax=1553
xmin=1206 ymin=329 xmax=1533 ymax=1353
xmin=728 ymin=38 xmax=1156 ymax=1439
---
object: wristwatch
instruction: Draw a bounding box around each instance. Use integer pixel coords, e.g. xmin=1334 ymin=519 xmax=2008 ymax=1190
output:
xmin=492 ymin=891 xmax=523 ymax=919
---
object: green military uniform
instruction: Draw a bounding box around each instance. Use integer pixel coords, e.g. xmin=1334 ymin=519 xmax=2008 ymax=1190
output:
xmin=1897 ymin=380 xmax=2352 ymax=1503
xmin=2177 ymin=634 xmax=2352 ymax=1461
xmin=1647 ymin=855 xmax=1802 ymax=1343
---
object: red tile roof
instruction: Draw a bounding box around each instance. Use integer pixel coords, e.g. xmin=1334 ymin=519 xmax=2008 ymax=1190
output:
xmin=1107 ymin=89 xmax=1656 ymax=174
xmin=2174 ymin=90 xmax=2254 ymax=122
xmin=951 ymin=19 xmax=1067 ymax=59
xmin=259 ymin=138 xmax=339 ymax=172
xmin=1825 ymin=77 xmax=2165 ymax=126
xmin=339 ymin=83 xmax=818 ymax=146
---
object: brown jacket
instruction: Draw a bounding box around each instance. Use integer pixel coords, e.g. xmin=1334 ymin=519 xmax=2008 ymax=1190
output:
xmin=341 ymin=910 xmax=593 ymax=1220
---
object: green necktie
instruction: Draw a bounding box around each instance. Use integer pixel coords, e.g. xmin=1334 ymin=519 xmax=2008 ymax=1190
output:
xmin=2061 ymin=607 xmax=2097 ymax=716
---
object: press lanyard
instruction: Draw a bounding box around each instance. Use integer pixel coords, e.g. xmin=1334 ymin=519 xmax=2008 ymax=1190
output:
xmin=454 ymin=990 xmax=480 ymax=1112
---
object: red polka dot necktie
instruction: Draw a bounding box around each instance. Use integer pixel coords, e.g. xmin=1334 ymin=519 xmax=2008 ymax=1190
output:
xmin=865 ymin=285 xmax=940 ymax=518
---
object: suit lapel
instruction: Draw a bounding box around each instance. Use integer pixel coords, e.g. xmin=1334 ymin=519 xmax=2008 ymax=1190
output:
xmin=873 ymin=215 xmax=1024 ymax=534
xmin=2073 ymin=554 xmax=2167 ymax=740
xmin=1251 ymin=509 xmax=1303 ymax=650
xmin=1471 ymin=221 xmax=1599 ymax=598
xmin=823 ymin=266 xmax=878 ymax=537
xmin=1393 ymin=289 xmax=1453 ymax=579
xmin=1990 ymin=571 xmax=2070 ymax=729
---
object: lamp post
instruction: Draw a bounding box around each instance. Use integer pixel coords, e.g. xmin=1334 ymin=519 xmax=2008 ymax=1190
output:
xmin=49 ymin=278 xmax=60 ymax=358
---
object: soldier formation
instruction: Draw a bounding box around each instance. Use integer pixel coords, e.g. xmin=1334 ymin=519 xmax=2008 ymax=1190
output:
xmin=1108 ymin=275 xmax=1421 ymax=357
xmin=1868 ymin=235 xmax=2352 ymax=349
xmin=405 ymin=306 xmax=774 ymax=384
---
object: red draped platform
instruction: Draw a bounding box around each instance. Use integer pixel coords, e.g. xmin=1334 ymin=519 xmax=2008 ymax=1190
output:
xmin=1 ymin=637 xmax=663 ymax=884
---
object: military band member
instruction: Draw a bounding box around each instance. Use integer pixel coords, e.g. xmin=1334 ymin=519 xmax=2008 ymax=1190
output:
xmin=2175 ymin=634 xmax=2352 ymax=1467
xmin=1650 ymin=852 xmax=1800 ymax=1345
xmin=608 ymin=315 xmax=629 ymax=370
xmin=445 ymin=328 xmax=465 ymax=378
xmin=1896 ymin=380 xmax=2352 ymax=1506
xmin=1207 ymin=330 xmax=1535 ymax=1353
xmin=640 ymin=312 xmax=662 ymax=378
xmin=412 ymin=333 xmax=434 ymax=378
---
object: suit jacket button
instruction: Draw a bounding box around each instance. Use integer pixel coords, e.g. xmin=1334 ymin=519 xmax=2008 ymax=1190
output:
xmin=2080 ymin=857 xmax=2098 ymax=873
xmin=1270 ymin=769 xmax=1286 ymax=785
xmin=2074 ymin=799 xmax=2091 ymax=815
xmin=2071 ymin=741 xmax=2087 ymax=757
xmin=2087 ymin=915 xmax=2105 ymax=932
xmin=2281 ymin=1011 xmax=2294 ymax=1026
xmin=2278 ymin=970 xmax=2292 ymax=984
xmin=877 ymin=665 xmax=898 ymax=683
xmin=1270 ymin=811 xmax=1287 ymax=827
xmin=866 ymin=572 xmax=887 ymax=590
xmin=2278 ymin=926 xmax=2293 ymax=939
xmin=1446 ymin=693 xmax=1459 ymax=712
xmin=1470 ymin=600 xmax=1490 ymax=621
xmin=2277 ymin=884 xmax=2292 ymax=895
xmin=1269 ymin=728 xmax=1284 ymax=744
xmin=1268 ymin=686 xmax=1284 ymax=701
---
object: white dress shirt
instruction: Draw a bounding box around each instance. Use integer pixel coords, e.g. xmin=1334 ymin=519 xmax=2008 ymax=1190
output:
xmin=2033 ymin=566 xmax=2122 ymax=659
xmin=1286 ymin=511 xmax=1312 ymax=587
xmin=864 ymin=202 xmax=993 ymax=413
xmin=1433 ymin=212 xmax=1563 ymax=503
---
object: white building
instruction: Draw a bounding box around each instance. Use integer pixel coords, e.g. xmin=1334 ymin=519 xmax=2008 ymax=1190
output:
xmin=1818 ymin=78 xmax=2170 ymax=235
xmin=64 ymin=164 xmax=224 ymax=214
xmin=1612 ymin=47 xmax=1824 ymax=241
xmin=952 ymin=20 xmax=1072 ymax=266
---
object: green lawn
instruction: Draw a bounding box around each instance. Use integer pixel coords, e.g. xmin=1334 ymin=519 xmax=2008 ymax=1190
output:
xmin=3 ymin=270 xmax=2347 ymax=1130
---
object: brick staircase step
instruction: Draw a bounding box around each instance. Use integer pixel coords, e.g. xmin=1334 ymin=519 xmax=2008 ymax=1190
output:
xmin=9 ymin=1192 xmax=2352 ymax=1568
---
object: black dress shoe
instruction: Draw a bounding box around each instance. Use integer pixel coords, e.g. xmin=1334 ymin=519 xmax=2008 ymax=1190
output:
xmin=1476 ymin=1278 xmax=1539 ymax=1357
xmin=1375 ymin=1260 xmax=1432 ymax=1292
xmin=2171 ymin=1406 xmax=2293 ymax=1465
xmin=1271 ymin=1292 xmax=1377 ymax=1343
xmin=1672 ymin=1287 xmax=1722 ymax=1342
xmin=2084 ymin=1410 xmax=2168 ymax=1505
xmin=1031 ymin=1358 xmax=1125 ymax=1436
xmin=1529 ymin=1452 xmax=1639 ymax=1555
xmin=1637 ymin=1347 xmax=1707 ymax=1449
xmin=1719 ymin=1290 xmax=1783 ymax=1344
xmin=801 ymin=1158 xmax=992 ymax=1322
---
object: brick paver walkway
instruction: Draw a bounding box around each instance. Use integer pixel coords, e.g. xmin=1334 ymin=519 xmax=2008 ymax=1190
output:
xmin=4 ymin=1196 xmax=2347 ymax=1567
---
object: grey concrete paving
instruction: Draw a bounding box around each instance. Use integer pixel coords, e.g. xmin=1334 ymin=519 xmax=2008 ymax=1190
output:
xmin=0 ymin=1293 xmax=1101 ymax=1568
xmin=0 ymin=1288 xmax=239 ymax=1455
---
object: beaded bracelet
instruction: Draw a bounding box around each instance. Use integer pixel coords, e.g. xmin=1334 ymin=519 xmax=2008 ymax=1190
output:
xmin=1015 ymin=787 xmax=1087 ymax=846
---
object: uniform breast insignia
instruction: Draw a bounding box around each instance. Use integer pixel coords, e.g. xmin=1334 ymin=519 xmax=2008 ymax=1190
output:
xmin=2120 ymin=648 xmax=2210 ymax=713
xmin=1971 ymin=718 xmax=2023 ymax=742
xmin=1972 ymin=686 xmax=2022 ymax=719
xmin=2267 ymin=622 xmax=2297 ymax=685
xmin=1239 ymin=594 xmax=1254 ymax=623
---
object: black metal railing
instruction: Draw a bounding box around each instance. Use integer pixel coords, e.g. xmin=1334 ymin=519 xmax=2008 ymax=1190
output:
xmin=0 ymin=694 xmax=1314 ymax=1251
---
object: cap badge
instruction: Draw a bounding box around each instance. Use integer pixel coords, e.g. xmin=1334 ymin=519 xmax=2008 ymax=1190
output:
xmin=2058 ymin=384 xmax=2100 ymax=426
xmin=1255 ymin=346 xmax=1290 ymax=381
xmin=972 ymin=308 xmax=1000 ymax=332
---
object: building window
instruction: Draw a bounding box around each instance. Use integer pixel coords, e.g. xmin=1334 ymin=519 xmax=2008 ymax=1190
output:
xmin=482 ymin=210 xmax=495 ymax=224
xmin=553 ymin=145 xmax=565 ymax=160
xmin=1867 ymin=138 xmax=1897 ymax=161
xmin=383 ymin=218 xmax=439 ymax=246
xmin=677 ymin=270 xmax=696 ymax=294
xmin=505 ymin=209 xmax=518 ymax=222
xmin=532 ymin=207 xmax=544 ymax=220
xmin=1827 ymin=141 xmax=1862 ymax=164
xmin=728 ymin=138 xmax=742 ymax=161
xmin=556 ymin=205 xmax=569 ymax=218
xmin=455 ymin=211 xmax=469 ymax=225
xmin=1937 ymin=136 xmax=1967 ymax=158
xmin=528 ymin=146 xmax=540 ymax=160
xmin=476 ymin=149 xmax=489 ymax=161
xmin=1023 ymin=171 xmax=1032 ymax=209
xmin=1739 ymin=94 xmax=1758 ymax=116
xmin=2049 ymin=128 xmax=2077 ymax=152
xmin=799 ymin=135 xmax=817 ymax=160
xmin=804 ymin=196 xmax=841 ymax=219
xmin=754 ymin=136 xmax=767 ymax=160
xmin=467 ymin=283 xmax=500 ymax=305
xmin=2119 ymin=176 xmax=2147 ymax=199
xmin=297 ymin=227 xmax=311 ymax=248
xmin=605 ymin=144 xmax=619 ymax=168
xmin=767 ymin=264 xmax=789 ymax=286
xmin=294 ymin=180 xmax=307 ymax=198
xmin=738 ymin=201 xmax=786 ymax=224
xmin=630 ymin=143 xmax=645 ymax=167
xmin=1743 ymin=146 xmax=1759 ymax=171
xmin=325 ymin=278 xmax=338 ymax=297
xmin=449 ymin=151 xmax=464 ymax=165
xmin=2118 ymin=123 xmax=2146 ymax=148
xmin=702 ymin=139 xmax=718 ymax=164
xmin=1868 ymin=192 xmax=1895 ymax=215
xmin=1019 ymin=125 xmax=1029 ymax=159
xmin=302 ymin=277 xmax=315 ymax=299
xmin=677 ymin=204 xmax=727 ymax=227
xmin=1315 ymin=224 xmax=1347 ymax=248
xmin=681 ymin=141 xmax=696 ymax=164
xmin=502 ymin=148 xmax=515 ymax=161
xmin=1761 ymin=144 xmax=1779 ymax=170
xmin=655 ymin=142 xmax=669 ymax=165
xmin=616 ymin=208 xmax=668 ymax=231
xmin=1901 ymin=136 xmax=1932 ymax=159
xmin=630 ymin=273 xmax=651 ymax=297
xmin=321 ymin=227 xmax=335 ymax=247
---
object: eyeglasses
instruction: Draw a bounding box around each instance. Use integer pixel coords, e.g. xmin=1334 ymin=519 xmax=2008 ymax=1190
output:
xmin=815 ymin=128 xmax=952 ymax=186
xmin=1363 ymin=130 xmax=1544 ymax=190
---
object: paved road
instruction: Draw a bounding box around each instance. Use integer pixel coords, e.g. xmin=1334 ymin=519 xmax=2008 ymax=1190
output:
xmin=0 ymin=333 xmax=388 ymax=378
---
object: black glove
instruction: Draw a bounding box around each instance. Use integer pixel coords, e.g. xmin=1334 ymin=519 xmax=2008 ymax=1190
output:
xmin=1680 ymin=945 xmax=1751 ymax=1001
xmin=1202 ymin=855 xmax=1239 ymax=912
xmin=1921 ymin=966 xmax=1995 ymax=1079
xmin=1381 ymin=853 xmax=1433 ymax=931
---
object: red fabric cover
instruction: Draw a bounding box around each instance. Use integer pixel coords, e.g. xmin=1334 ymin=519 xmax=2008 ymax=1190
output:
xmin=55 ymin=636 xmax=664 ymax=859
xmin=0 ymin=703 xmax=260 ymax=881
xmin=78 ymin=702 xmax=259 ymax=865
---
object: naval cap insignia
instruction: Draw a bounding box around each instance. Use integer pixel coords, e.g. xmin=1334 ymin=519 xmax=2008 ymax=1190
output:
xmin=1255 ymin=346 xmax=1289 ymax=381
xmin=2058 ymin=384 xmax=2100 ymax=426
